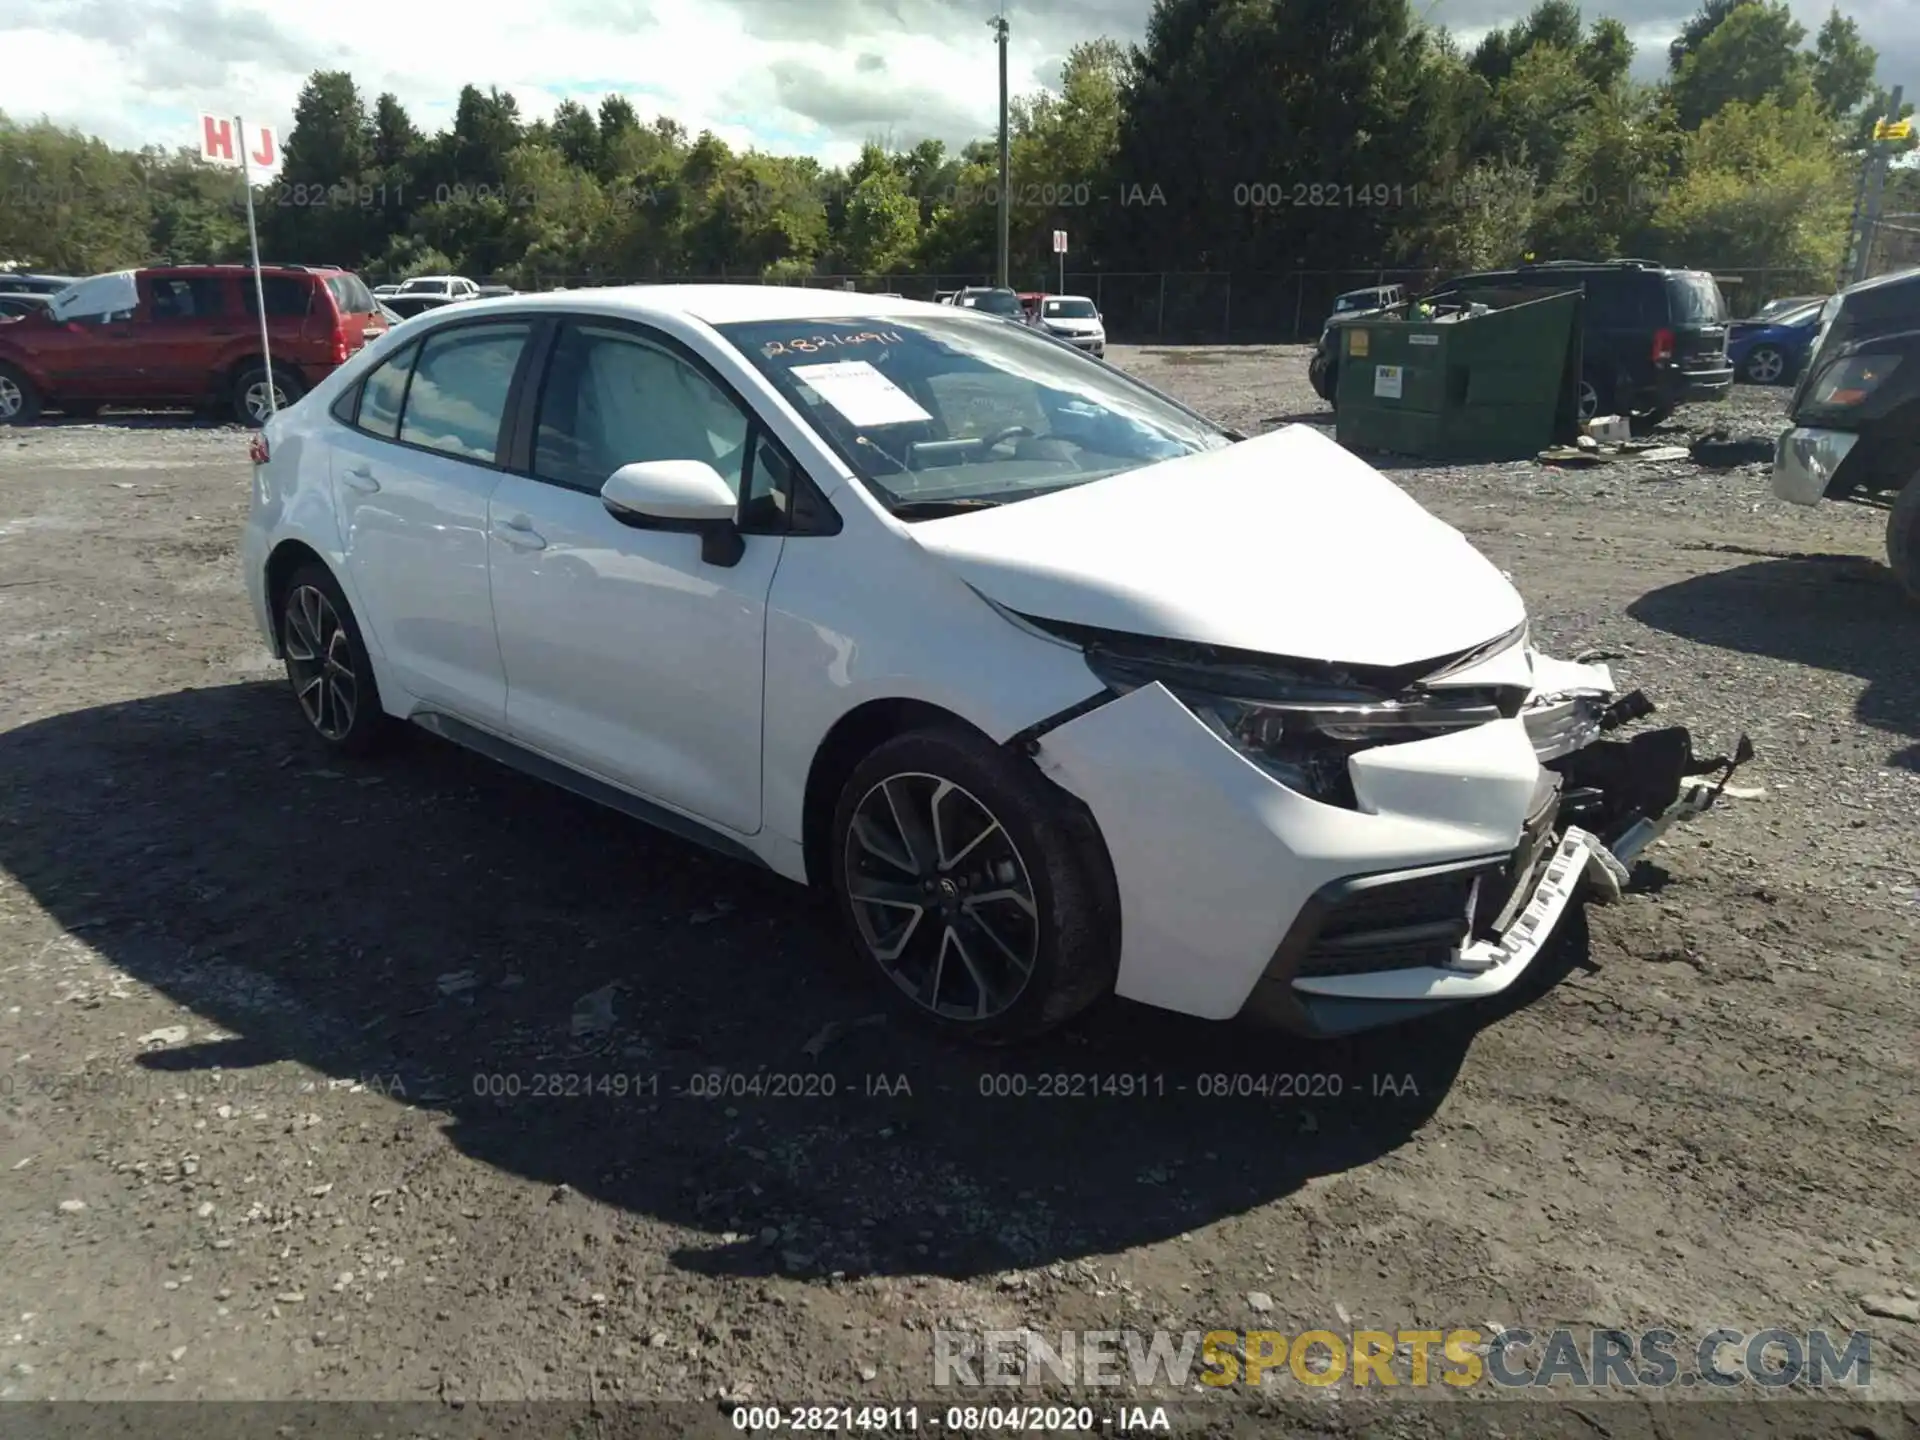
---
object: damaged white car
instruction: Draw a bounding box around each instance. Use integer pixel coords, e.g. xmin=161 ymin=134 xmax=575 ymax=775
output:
xmin=241 ymin=287 xmax=1752 ymax=1042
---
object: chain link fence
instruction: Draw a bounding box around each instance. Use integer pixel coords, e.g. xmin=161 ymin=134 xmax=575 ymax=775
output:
xmin=488 ymin=266 xmax=1841 ymax=342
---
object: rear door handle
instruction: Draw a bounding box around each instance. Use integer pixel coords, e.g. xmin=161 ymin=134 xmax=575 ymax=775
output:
xmin=493 ymin=514 xmax=546 ymax=550
xmin=341 ymin=465 xmax=380 ymax=493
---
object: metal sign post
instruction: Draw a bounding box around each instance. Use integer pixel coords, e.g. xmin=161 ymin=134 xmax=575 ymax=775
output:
xmin=235 ymin=114 xmax=276 ymax=419
xmin=1054 ymin=230 xmax=1066 ymax=295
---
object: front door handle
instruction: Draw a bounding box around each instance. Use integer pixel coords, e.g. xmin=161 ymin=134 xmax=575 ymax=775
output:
xmin=493 ymin=514 xmax=546 ymax=550
xmin=341 ymin=465 xmax=380 ymax=494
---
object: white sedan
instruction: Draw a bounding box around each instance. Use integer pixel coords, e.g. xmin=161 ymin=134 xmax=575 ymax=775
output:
xmin=241 ymin=287 xmax=1747 ymax=1042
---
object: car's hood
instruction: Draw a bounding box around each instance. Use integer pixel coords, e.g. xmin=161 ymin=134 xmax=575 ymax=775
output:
xmin=1043 ymin=318 xmax=1103 ymax=334
xmin=909 ymin=425 xmax=1527 ymax=669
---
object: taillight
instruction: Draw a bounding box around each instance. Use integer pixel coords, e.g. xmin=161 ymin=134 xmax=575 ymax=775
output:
xmin=331 ymin=321 xmax=351 ymax=364
xmin=1809 ymin=354 xmax=1900 ymax=408
xmin=1651 ymin=328 xmax=1675 ymax=363
xmin=249 ymin=433 xmax=269 ymax=465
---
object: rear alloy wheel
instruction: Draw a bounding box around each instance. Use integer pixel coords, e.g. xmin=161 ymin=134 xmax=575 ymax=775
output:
xmin=0 ymin=365 xmax=41 ymax=425
xmin=1577 ymin=371 xmax=1609 ymax=423
xmin=1887 ymin=479 xmax=1920 ymax=605
xmin=235 ymin=366 xmax=305 ymax=427
xmin=830 ymin=728 xmax=1117 ymax=1044
xmin=280 ymin=563 xmax=388 ymax=755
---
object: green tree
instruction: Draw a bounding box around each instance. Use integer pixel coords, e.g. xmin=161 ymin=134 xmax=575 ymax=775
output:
xmin=550 ymin=100 xmax=601 ymax=173
xmin=267 ymin=70 xmax=374 ymax=264
xmin=1809 ymin=11 xmax=1877 ymax=119
xmin=1649 ymin=94 xmax=1849 ymax=272
xmin=841 ymin=148 xmax=920 ymax=275
xmin=1669 ymin=1 xmax=1810 ymax=128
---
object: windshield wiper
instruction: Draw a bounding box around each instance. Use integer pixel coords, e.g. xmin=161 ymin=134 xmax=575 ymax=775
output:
xmin=887 ymin=497 xmax=1008 ymax=519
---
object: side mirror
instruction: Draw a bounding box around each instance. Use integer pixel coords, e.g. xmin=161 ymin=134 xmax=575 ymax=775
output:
xmin=600 ymin=460 xmax=743 ymax=567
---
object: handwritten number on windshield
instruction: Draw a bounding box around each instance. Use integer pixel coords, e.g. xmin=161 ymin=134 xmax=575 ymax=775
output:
xmin=762 ymin=330 xmax=905 ymax=359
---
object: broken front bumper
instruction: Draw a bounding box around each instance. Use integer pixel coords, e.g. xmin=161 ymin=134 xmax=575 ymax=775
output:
xmin=1030 ymin=673 xmax=1744 ymax=1037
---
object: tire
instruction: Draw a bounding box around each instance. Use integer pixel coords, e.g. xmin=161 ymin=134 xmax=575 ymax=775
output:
xmin=1887 ymin=479 xmax=1920 ymax=605
xmin=1744 ymin=346 xmax=1787 ymax=385
xmin=829 ymin=726 xmax=1118 ymax=1045
xmin=233 ymin=365 xmax=305 ymax=427
xmin=0 ymin=364 xmax=42 ymax=425
xmin=278 ymin=562 xmax=390 ymax=756
xmin=1577 ymin=369 xmax=1612 ymax=423
xmin=1628 ymin=405 xmax=1673 ymax=437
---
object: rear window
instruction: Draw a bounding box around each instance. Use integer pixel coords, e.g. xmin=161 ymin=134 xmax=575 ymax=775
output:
xmin=326 ymin=273 xmax=377 ymax=315
xmin=1666 ymin=273 xmax=1727 ymax=324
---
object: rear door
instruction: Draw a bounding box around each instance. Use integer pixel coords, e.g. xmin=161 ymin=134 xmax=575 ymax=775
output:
xmin=240 ymin=272 xmax=316 ymax=372
xmin=330 ymin=317 xmax=534 ymax=726
xmin=1665 ymin=271 xmax=1729 ymax=367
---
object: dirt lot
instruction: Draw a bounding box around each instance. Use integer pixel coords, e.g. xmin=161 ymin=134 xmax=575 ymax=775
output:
xmin=1 ymin=347 xmax=1915 ymax=1434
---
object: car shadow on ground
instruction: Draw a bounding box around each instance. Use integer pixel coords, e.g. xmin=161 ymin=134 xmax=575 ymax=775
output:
xmin=0 ymin=682 xmax=1588 ymax=1279
xmin=1628 ymin=554 xmax=1919 ymax=771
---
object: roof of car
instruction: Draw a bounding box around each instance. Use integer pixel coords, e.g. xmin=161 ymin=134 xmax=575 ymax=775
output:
xmin=462 ymin=284 xmax=969 ymax=325
xmin=1845 ymin=264 xmax=1920 ymax=298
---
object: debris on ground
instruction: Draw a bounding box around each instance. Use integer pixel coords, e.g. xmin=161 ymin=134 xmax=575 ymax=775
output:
xmin=570 ymin=983 xmax=619 ymax=1037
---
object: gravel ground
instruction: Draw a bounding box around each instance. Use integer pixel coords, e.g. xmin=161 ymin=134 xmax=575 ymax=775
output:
xmin=0 ymin=347 xmax=1915 ymax=1435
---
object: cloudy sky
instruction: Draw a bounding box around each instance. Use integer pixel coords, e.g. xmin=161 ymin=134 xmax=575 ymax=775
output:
xmin=1 ymin=0 xmax=1913 ymax=171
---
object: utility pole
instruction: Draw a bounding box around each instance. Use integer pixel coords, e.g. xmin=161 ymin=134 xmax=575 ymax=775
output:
xmin=992 ymin=9 xmax=1011 ymax=288
xmin=1846 ymin=85 xmax=1905 ymax=285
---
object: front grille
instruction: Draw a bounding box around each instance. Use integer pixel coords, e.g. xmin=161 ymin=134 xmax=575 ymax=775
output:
xmin=1291 ymin=781 xmax=1563 ymax=980
xmin=1295 ymin=862 xmax=1501 ymax=978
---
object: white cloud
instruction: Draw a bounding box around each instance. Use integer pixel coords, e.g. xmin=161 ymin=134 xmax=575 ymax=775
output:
xmin=2 ymin=0 xmax=1913 ymax=173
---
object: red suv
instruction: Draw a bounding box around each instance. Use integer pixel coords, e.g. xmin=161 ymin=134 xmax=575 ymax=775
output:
xmin=0 ymin=264 xmax=387 ymax=427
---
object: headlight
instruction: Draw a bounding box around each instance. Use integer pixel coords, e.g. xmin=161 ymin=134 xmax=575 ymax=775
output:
xmin=1083 ymin=648 xmax=1505 ymax=806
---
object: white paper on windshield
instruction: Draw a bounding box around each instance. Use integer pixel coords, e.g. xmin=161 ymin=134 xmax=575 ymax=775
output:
xmin=791 ymin=360 xmax=932 ymax=427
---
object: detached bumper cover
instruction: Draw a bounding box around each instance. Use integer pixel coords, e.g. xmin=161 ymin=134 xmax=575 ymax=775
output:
xmin=1031 ymin=670 xmax=1742 ymax=1035
xmin=1772 ymin=425 xmax=1860 ymax=505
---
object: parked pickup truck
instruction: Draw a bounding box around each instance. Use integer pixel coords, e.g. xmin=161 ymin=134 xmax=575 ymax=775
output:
xmin=1771 ymin=265 xmax=1920 ymax=600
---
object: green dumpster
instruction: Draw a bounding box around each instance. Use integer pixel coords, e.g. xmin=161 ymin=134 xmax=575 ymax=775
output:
xmin=1333 ymin=288 xmax=1584 ymax=461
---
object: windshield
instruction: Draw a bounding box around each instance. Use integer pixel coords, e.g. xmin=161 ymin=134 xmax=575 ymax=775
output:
xmin=1666 ymin=273 xmax=1727 ymax=324
xmin=716 ymin=313 xmax=1230 ymax=513
xmin=400 ymin=278 xmax=444 ymax=294
xmin=958 ymin=290 xmax=1022 ymax=317
xmin=1043 ymin=298 xmax=1097 ymax=319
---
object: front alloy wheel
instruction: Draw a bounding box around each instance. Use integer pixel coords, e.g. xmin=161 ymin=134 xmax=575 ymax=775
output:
xmin=829 ymin=727 xmax=1119 ymax=1044
xmin=844 ymin=773 xmax=1039 ymax=1021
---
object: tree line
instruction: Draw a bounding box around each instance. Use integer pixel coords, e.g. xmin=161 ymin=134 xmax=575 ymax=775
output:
xmin=2 ymin=0 xmax=1912 ymax=289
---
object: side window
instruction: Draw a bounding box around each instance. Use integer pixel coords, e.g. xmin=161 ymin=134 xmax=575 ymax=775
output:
xmin=188 ymin=277 xmax=227 ymax=317
xmin=243 ymin=276 xmax=312 ymax=318
xmin=741 ymin=432 xmax=794 ymax=532
xmin=354 ymin=340 xmax=420 ymax=439
xmin=533 ymin=323 xmax=751 ymax=495
xmin=398 ymin=322 xmax=531 ymax=464
xmin=150 ymin=277 xmax=222 ymax=320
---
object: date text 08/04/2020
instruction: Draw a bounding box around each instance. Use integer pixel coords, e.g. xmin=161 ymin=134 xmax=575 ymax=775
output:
xmin=730 ymin=1404 xmax=1173 ymax=1433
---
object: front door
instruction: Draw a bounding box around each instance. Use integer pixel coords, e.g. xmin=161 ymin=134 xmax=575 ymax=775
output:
xmin=487 ymin=318 xmax=783 ymax=835
xmin=331 ymin=318 xmax=534 ymax=728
